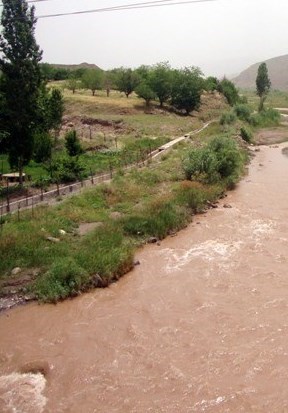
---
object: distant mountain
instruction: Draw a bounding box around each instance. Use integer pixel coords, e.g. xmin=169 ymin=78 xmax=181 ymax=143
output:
xmin=48 ymin=62 xmax=101 ymax=71
xmin=233 ymin=54 xmax=288 ymax=91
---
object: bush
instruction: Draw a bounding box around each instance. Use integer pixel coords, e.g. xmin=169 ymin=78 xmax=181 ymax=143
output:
xmin=34 ymin=257 xmax=89 ymax=303
xmin=220 ymin=111 xmax=237 ymax=125
xmin=250 ymin=108 xmax=281 ymax=127
xmin=65 ymin=130 xmax=83 ymax=157
xmin=240 ymin=126 xmax=253 ymax=143
xmin=176 ymin=181 xmax=207 ymax=212
xmin=234 ymin=104 xmax=253 ymax=122
xmin=32 ymin=176 xmax=52 ymax=190
xmin=33 ymin=132 xmax=53 ymax=163
xmin=49 ymin=155 xmax=87 ymax=183
xmin=183 ymin=136 xmax=243 ymax=184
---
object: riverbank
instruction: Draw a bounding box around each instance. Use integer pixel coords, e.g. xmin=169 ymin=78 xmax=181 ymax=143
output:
xmin=0 ymin=127 xmax=247 ymax=309
xmin=1 ymin=140 xmax=288 ymax=412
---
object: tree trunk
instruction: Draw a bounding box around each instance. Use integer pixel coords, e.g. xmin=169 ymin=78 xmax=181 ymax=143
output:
xmin=106 ymin=88 xmax=110 ymax=97
xmin=160 ymin=100 xmax=163 ymax=108
xmin=258 ymin=96 xmax=266 ymax=112
xmin=92 ymin=90 xmax=95 ymax=96
xmin=18 ymin=157 xmax=23 ymax=187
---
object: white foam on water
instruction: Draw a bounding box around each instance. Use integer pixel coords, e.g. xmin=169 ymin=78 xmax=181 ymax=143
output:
xmin=249 ymin=219 xmax=275 ymax=239
xmin=0 ymin=372 xmax=47 ymax=413
xmin=160 ymin=240 xmax=243 ymax=273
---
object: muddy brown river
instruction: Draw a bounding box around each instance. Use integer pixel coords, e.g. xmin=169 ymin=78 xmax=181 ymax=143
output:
xmin=1 ymin=144 xmax=288 ymax=412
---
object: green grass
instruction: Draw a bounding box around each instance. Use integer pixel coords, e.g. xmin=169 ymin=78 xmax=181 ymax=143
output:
xmin=0 ymin=126 xmax=248 ymax=303
xmin=241 ymin=89 xmax=288 ymax=110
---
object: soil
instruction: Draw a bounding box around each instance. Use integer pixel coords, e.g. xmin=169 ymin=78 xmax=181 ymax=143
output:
xmin=254 ymin=127 xmax=288 ymax=145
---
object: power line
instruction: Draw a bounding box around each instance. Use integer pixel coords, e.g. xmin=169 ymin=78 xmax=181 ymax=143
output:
xmin=35 ymin=0 xmax=217 ymax=19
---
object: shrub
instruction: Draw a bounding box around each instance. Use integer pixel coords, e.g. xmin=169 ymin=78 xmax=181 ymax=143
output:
xmin=33 ymin=132 xmax=53 ymax=163
xmin=32 ymin=176 xmax=52 ymax=190
xmin=220 ymin=111 xmax=237 ymax=125
xmin=183 ymin=136 xmax=243 ymax=184
xmin=176 ymin=181 xmax=207 ymax=212
xmin=250 ymin=108 xmax=281 ymax=127
xmin=49 ymin=155 xmax=87 ymax=183
xmin=34 ymin=257 xmax=89 ymax=303
xmin=65 ymin=130 xmax=83 ymax=157
xmin=240 ymin=126 xmax=253 ymax=143
xmin=234 ymin=104 xmax=253 ymax=122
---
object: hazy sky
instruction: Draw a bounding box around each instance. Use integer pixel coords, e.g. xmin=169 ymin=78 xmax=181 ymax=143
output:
xmin=31 ymin=0 xmax=288 ymax=77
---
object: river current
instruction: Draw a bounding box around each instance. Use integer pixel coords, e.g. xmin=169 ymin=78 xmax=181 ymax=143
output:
xmin=1 ymin=143 xmax=288 ymax=412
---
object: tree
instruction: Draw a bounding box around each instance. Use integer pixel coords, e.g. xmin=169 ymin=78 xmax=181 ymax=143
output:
xmin=114 ymin=68 xmax=140 ymax=98
xmin=135 ymin=82 xmax=156 ymax=107
xmin=256 ymin=63 xmax=271 ymax=112
xmin=149 ymin=62 xmax=173 ymax=107
xmin=35 ymin=87 xmax=64 ymax=137
xmin=65 ymin=77 xmax=80 ymax=94
xmin=0 ymin=0 xmax=43 ymax=184
xmin=103 ymin=70 xmax=117 ymax=97
xmin=82 ymin=69 xmax=103 ymax=96
xmin=217 ymin=78 xmax=240 ymax=106
xmin=65 ymin=130 xmax=83 ymax=157
xmin=33 ymin=132 xmax=52 ymax=163
xmin=171 ymin=67 xmax=204 ymax=115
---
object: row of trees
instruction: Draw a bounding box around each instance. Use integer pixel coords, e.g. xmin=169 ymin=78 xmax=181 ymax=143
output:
xmin=64 ymin=63 xmax=240 ymax=114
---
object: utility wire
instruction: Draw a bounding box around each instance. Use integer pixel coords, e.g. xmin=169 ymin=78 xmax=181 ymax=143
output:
xmin=35 ymin=0 xmax=216 ymax=19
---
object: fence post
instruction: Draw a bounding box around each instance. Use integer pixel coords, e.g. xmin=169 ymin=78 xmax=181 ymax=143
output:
xmin=31 ymin=196 xmax=34 ymax=218
xmin=109 ymin=161 xmax=113 ymax=179
xmin=57 ymin=181 xmax=60 ymax=196
xmin=90 ymin=169 xmax=94 ymax=184
xmin=17 ymin=203 xmax=20 ymax=221
xmin=40 ymin=187 xmax=44 ymax=202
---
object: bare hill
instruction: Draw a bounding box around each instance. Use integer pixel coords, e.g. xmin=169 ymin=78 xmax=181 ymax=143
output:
xmin=48 ymin=62 xmax=101 ymax=71
xmin=233 ymin=54 xmax=288 ymax=91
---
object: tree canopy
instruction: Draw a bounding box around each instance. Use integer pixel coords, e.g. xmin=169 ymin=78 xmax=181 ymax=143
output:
xmin=0 ymin=0 xmax=63 ymax=182
xmin=0 ymin=0 xmax=43 ymax=181
xmin=256 ymin=63 xmax=271 ymax=111
xmin=171 ymin=67 xmax=204 ymax=115
xmin=82 ymin=69 xmax=103 ymax=96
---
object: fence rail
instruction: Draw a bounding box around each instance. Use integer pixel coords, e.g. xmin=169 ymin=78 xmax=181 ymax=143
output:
xmin=0 ymin=121 xmax=213 ymax=219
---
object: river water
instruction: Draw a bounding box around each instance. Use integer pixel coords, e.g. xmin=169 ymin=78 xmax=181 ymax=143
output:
xmin=1 ymin=144 xmax=288 ymax=413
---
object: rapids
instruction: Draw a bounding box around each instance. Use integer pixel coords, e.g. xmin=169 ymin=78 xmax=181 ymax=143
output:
xmin=1 ymin=143 xmax=288 ymax=412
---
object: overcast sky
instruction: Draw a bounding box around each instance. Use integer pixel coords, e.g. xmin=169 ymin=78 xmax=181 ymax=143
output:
xmin=31 ymin=0 xmax=288 ymax=77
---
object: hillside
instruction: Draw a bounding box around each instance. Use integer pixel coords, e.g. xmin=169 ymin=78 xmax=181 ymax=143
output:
xmin=47 ymin=62 xmax=101 ymax=71
xmin=233 ymin=54 xmax=288 ymax=91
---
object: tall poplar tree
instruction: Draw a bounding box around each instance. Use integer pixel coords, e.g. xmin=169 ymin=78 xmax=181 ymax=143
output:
xmin=0 ymin=0 xmax=43 ymax=183
xmin=256 ymin=63 xmax=271 ymax=112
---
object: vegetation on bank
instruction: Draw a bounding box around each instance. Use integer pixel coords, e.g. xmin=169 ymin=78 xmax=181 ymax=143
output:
xmin=0 ymin=130 xmax=247 ymax=303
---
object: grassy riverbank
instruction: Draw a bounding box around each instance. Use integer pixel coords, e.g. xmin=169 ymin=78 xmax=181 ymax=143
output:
xmin=0 ymin=127 xmax=248 ymax=303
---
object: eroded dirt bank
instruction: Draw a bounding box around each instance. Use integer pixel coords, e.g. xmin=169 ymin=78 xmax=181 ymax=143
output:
xmin=1 ymin=144 xmax=288 ymax=412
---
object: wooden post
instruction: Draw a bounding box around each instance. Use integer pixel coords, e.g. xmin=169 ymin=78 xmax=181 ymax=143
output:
xmin=109 ymin=161 xmax=113 ymax=179
xmin=6 ymin=179 xmax=10 ymax=213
